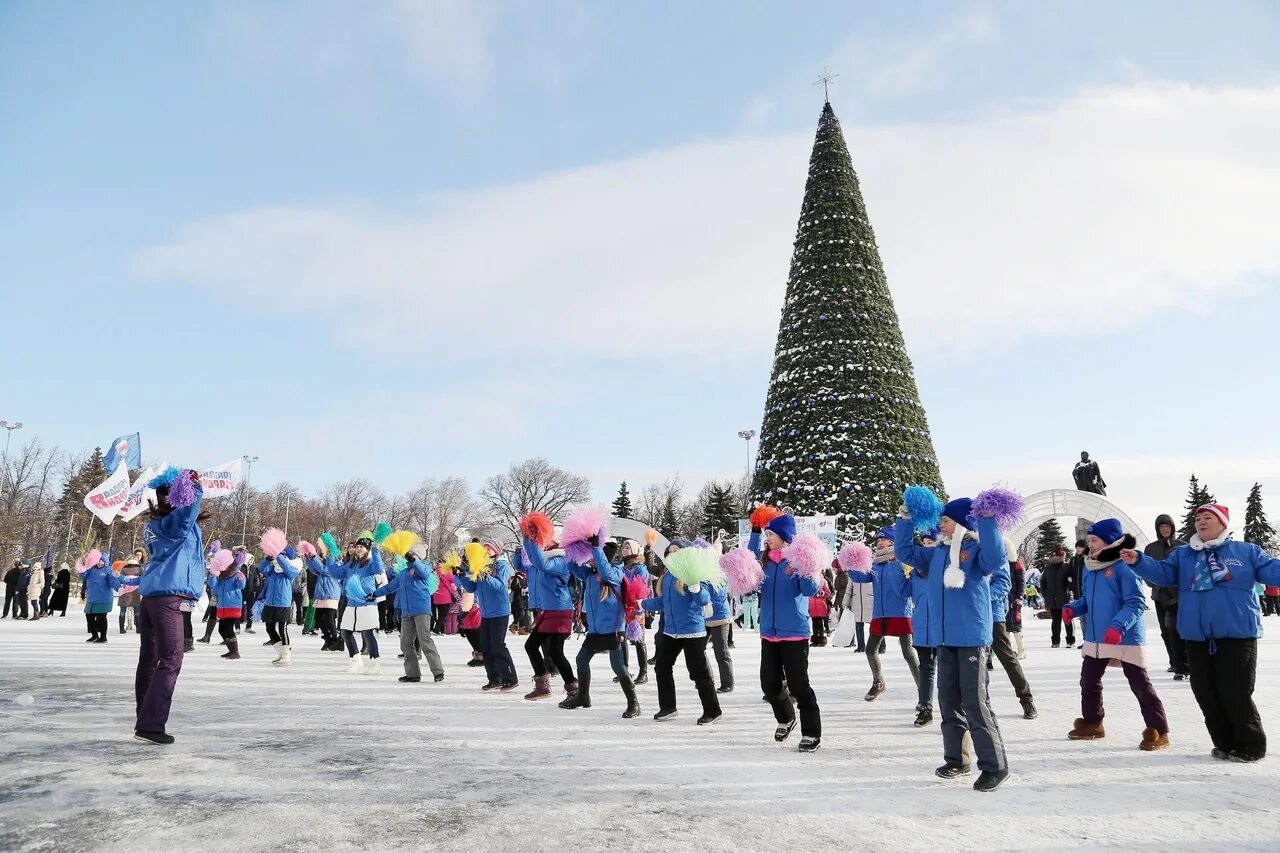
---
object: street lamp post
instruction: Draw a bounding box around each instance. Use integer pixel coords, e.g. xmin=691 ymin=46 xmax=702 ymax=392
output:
xmin=0 ymin=420 xmax=24 ymax=496
xmin=737 ymin=429 xmax=756 ymax=513
xmin=240 ymin=455 xmax=258 ymax=546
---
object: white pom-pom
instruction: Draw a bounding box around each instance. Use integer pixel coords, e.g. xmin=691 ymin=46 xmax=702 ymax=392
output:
xmin=943 ymin=565 xmax=965 ymax=589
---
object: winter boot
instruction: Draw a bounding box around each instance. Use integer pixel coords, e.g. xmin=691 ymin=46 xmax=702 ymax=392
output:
xmin=273 ymin=646 xmax=293 ymax=667
xmin=914 ymin=709 xmax=933 ymax=728
xmin=270 ymin=642 xmax=284 ymax=663
xmin=935 ymin=763 xmax=971 ymax=779
xmin=1068 ymin=718 xmax=1106 ymax=740
xmin=467 ymin=651 xmax=485 ymax=668
xmin=621 ymin=680 xmax=641 ymax=719
xmin=559 ymin=672 xmax=590 ymax=709
xmin=363 ymin=657 xmax=381 ymax=676
xmin=774 ymin=717 xmax=797 ymax=742
xmin=1139 ymin=728 xmax=1170 ymax=751
xmin=865 ymin=682 xmax=886 ymax=702
xmin=221 ymin=639 xmax=240 ymax=660
xmin=973 ymin=770 xmax=1009 ymax=792
xmin=1021 ymin=697 xmax=1038 ymax=720
xmin=345 ymin=654 xmax=367 ymax=674
xmin=798 ymin=736 xmax=821 ymax=753
xmin=524 ymin=675 xmax=553 ymax=701
xmin=635 ymin=642 xmax=649 ymax=684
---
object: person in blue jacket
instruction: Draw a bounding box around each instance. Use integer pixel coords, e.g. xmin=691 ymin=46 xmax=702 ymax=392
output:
xmin=846 ymin=526 xmax=919 ymax=706
xmin=519 ymin=536 xmax=577 ymax=701
xmin=747 ymin=513 xmax=823 ymax=752
xmin=305 ymin=546 xmax=344 ymax=652
xmin=312 ymin=533 xmax=385 ymax=674
xmin=896 ymin=495 xmax=1010 ymax=792
xmin=80 ymin=554 xmax=121 ymax=643
xmin=135 ymin=468 xmax=206 ymax=745
xmin=458 ymin=540 xmax=519 ymax=691
xmin=907 ymin=528 xmax=939 ymax=727
xmin=1122 ymin=503 xmax=1280 ymax=762
xmin=260 ymin=549 xmax=302 ymax=666
xmin=369 ymin=545 xmax=444 ymax=683
xmin=704 ymin=571 xmax=735 ymax=694
xmin=1062 ymin=518 xmax=1168 ymax=750
xmin=561 ymin=539 xmax=639 ymax=717
xmin=212 ymin=562 xmax=246 ymax=660
xmin=640 ymin=545 xmax=720 ymax=725
xmin=988 ymin=540 xmax=1037 ymax=721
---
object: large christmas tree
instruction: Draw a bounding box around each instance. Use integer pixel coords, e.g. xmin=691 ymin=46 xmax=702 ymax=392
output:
xmin=752 ymin=100 xmax=944 ymax=531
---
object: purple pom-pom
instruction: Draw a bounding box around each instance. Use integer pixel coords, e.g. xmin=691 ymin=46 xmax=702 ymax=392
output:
xmin=166 ymin=470 xmax=198 ymax=508
xmin=625 ymin=620 xmax=643 ymax=642
xmin=692 ymin=536 xmax=711 ymax=549
xmin=234 ymin=551 xmax=248 ymax=567
xmin=563 ymin=540 xmax=594 ymax=565
xmin=903 ymin=485 xmax=943 ymax=532
xmin=972 ymin=486 xmax=1025 ymax=532
xmin=838 ymin=542 xmax=873 ymax=572
xmin=781 ymin=533 xmax=831 ymax=580
xmin=720 ymin=548 xmax=764 ymax=598
xmin=208 ymin=539 xmax=221 ymax=556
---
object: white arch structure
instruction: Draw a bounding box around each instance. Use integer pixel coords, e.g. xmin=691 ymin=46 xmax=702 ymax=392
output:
xmin=1009 ymin=489 xmax=1151 ymax=551
xmin=606 ymin=517 xmax=671 ymax=555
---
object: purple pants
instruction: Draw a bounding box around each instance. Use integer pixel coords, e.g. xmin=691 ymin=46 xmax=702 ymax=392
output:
xmin=1080 ymin=654 xmax=1168 ymax=734
xmin=135 ymin=596 xmax=188 ymax=734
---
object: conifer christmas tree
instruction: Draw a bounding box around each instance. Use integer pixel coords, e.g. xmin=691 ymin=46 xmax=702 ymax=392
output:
xmin=1178 ymin=474 xmax=1216 ymax=541
xmin=611 ymin=482 xmax=632 ymax=519
xmin=1032 ymin=519 xmax=1067 ymax=567
xmin=1244 ymin=483 xmax=1276 ymax=554
xmin=752 ymin=100 xmax=944 ymax=529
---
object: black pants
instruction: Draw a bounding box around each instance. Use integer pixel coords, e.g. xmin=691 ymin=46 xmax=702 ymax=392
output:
xmin=86 ymin=612 xmax=109 ymax=639
xmin=218 ymin=617 xmax=238 ymax=643
xmin=431 ymin=603 xmax=449 ymax=633
xmin=2 ymin=586 xmax=14 ymax=617
xmin=379 ymin=597 xmax=397 ymax=632
xmin=182 ymin=609 xmax=193 ymax=643
xmin=463 ymin=627 xmax=481 ymax=652
xmin=480 ymin=616 xmax=518 ymax=686
xmin=811 ymin=616 xmax=829 ymax=640
xmin=1049 ymin=608 xmax=1075 ymax=645
xmin=263 ymin=605 xmax=291 ymax=646
xmin=654 ymin=633 xmax=720 ymax=717
xmin=1154 ymin=601 xmax=1188 ymax=673
xmin=525 ymin=630 xmax=574 ymax=682
xmin=293 ymin=592 xmax=305 ymax=626
xmin=760 ymin=639 xmax=821 ymax=737
xmin=315 ymin=608 xmax=339 ymax=642
xmin=1187 ymin=638 xmax=1266 ymax=757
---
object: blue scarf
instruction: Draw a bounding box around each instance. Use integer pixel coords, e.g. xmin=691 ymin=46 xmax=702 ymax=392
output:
xmin=1192 ymin=550 xmax=1231 ymax=590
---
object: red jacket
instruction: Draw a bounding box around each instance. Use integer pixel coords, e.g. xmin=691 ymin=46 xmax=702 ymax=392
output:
xmin=433 ymin=569 xmax=456 ymax=605
xmin=808 ymin=580 xmax=831 ymax=618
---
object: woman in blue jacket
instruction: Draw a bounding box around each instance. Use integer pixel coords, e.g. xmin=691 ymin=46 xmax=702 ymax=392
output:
xmin=747 ymin=514 xmax=823 ymax=752
xmin=260 ymin=549 xmax=302 ymax=666
xmin=458 ymin=541 xmax=519 ymax=692
xmin=907 ymin=529 xmax=938 ymax=728
xmin=846 ymin=526 xmax=919 ymax=705
xmin=80 ymin=554 xmax=121 ymax=643
xmin=520 ymin=537 xmax=577 ymax=701
xmin=369 ymin=547 xmax=444 ymax=683
xmin=213 ymin=562 xmax=246 ymax=660
xmin=306 ymin=546 xmax=344 ymax=652
xmin=312 ymin=534 xmax=385 ymax=675
xmin=561 ymin=541 xmax=639 ymax=717
xmin=640 ymin=545 xmax=720 ymax=725
xmin=1122 ymin=503 xmax=1280 ymax=762
xmin=1063 ymin=518 xmax=1168 ymax=750
xmin=896 ymin=496 xmax=1009 ymax=792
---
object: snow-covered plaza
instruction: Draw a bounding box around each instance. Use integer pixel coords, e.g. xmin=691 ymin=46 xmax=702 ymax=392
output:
xmin=3 ymin=608 xmax=1280 ymax=852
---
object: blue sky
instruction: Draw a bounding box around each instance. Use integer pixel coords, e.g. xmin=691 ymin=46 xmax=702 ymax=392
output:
xmin=3 ymin=1 xmax=1280 ymax=531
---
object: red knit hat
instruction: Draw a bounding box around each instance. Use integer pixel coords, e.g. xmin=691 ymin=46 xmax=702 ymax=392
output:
xmin=1196 ymin=504 xmax=1230 ymax=529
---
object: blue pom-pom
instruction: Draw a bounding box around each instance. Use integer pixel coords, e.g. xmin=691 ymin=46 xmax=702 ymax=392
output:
xmin=903 ymin=485 xmax=944 ymax=532
xmin=147 ymin=466 xmax=182 ymax=490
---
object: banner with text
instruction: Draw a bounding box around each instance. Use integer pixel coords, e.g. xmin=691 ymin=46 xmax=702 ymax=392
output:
xmin=83 ymin=464 xmax=132 ymax=525
xmin=118 ymin=466 xmax=158 ymax=522
xmin=199 ymin=458 xmax=243 ymax=498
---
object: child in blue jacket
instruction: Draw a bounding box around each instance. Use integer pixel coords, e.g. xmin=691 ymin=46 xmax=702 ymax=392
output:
xmin=212 ymin=564 xmax=246 ymax=660
xmin=846 ymin=526 xmax=919 ymax=705
xmin=80 ymin=555 xmax=121 ymax=643
xmin=520 ymin=537 xmax=577 ymax=701
xmin=1063 ymin=518 xmax=1168 ymax=750
xmin=261 ymin=549 xmax=302 ymax=666
xmin=640 ymin=541 xmax=720 ymax=726
xmin=311 ymin=534 xmax=385 ymax=674
xmin=457 ymin=541 xmax=519 ymax=691
xmin=370 ymin=546 xmax=444 ymax=683
xmin=907 ymin=530 xmax=938 ymax=727
xmin=1122 ymin=503 xmax=1280 ymax=761
xmin=561 ymin=542 xmax=639 ymax=717
xmin=748 ymin=514 xmax=823 ymax=753
xmin=896 ymin=496 xmax=1009 ymax=792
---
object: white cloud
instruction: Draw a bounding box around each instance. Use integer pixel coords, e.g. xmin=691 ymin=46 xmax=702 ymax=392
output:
xmin=136 ymin=82 xmax=1280 ymax=367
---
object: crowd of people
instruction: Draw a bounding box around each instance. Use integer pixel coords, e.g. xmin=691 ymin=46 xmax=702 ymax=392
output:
xmin=16 ymin=467 xmax=1280 ymax=794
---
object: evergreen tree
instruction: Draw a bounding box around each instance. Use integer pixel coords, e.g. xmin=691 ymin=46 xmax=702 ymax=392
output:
xmin=1178 ymin=474 xmax=1216 ymax=541
xmin=700 ymin=483 xmax=738 ymax=540
xmin=752 ymin=100 xmax=944 ymax=530
xmin=1032 ymin=519 xmax=1067 ymax=567
xmin=659 ymin=495 xmax=679 ymax=540
xmin=54 ymin=447 xmax=110 ymax=531
xmin=611 ymin=481 xmax=632 ymax=519
xmin=1244 ymin=483 xmax=1276 ymax=554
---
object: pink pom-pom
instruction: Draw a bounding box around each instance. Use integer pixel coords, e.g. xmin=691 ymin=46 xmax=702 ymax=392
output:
xmin=782 ymin=533 xmax=830 ymax=580
xmin=298 ymin=540 xmax=317 ymax=558
xmin=76 ymin=549 xmax=102 ymax=574
xmin=838 ymin=542 xmax=873 ymax=573
xmin=259 ymin=527 xmax=287 ymax=558
xmin=562 ymin=506 xmax=607 ymax=564
xmin=209 ymin=551 xmax=234 ymax=575
xmin=720 ymin=548 xmax=764 ymax=598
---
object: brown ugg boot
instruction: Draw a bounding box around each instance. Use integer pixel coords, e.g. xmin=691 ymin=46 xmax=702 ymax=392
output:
xmin=1139 ymin=728 xmax=1170 ymax=751
xmin=1068 ymin=718 xmax=1106 ymax=740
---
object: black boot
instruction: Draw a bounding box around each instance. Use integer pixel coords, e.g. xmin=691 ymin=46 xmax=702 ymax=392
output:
xmin=634 ymin=642 xmax=649 ymax=684
xmin=559 ymin=670 xmax=591 ymax=709
xmin=621 ymin=679 xmax=640 ymax=718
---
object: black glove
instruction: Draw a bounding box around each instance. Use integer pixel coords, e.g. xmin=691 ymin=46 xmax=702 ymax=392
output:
xmin=751 ymin=526 xmax=762 ymax=534
xmin=365 ymin=594 xmax=377 ymax=603
xmin=588 ymin=534 xmax=600 ymax=547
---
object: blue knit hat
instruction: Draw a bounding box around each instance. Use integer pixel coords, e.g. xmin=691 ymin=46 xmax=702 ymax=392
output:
xmin=875 ymin=526 xmax=894 ymax=543
xmin=942 ymin=498 xmax=973 ymax=528
xmin=1086 ymin=518 xmax=1124 ymax=545
xmin=921 ymin=527 xmax=941 ymax=542
xmin=766 ymin=514 xmax=797 ymax=544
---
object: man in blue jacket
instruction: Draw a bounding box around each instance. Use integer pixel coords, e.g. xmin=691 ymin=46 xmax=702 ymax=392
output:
xmin=897 ymin=496 xmax=1010 ymax=792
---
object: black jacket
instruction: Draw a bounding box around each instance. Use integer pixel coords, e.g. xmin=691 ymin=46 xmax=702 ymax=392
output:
xmin=1143 ymin=513 xmax=1186 ymax=605
xmin=1041 ymin=556 xmax=1075 ymax=609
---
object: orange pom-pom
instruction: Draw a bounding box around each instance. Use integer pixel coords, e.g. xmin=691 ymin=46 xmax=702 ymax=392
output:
xmin=749 ymin=505 xmax=782 ymax=529
xmin=519 ymin=511 xmax=554 ymax=548
xmin=644 ymin=528 xmax=659 ymax=547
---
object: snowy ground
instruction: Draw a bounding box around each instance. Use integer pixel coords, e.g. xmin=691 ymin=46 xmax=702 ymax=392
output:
xmin=2 ymin=609 xmax=1280 ymax=853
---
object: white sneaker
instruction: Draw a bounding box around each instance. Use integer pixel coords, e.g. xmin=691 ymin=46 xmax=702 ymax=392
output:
xmin=345 ymin=654 xmax=366 ymax=674
xmin=272 ymin=647 xmax=293 ymax=667
xmin=363 ymin=658 xmax=382 ymax=676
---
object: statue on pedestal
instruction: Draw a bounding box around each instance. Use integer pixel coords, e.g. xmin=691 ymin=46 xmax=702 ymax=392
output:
xmin=1072 ymin=451 xmax=1107 ymax=496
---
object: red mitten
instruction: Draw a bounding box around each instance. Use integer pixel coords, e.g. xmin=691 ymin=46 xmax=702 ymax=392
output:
xmin=1061 ymin=606 xmax=1074 ymax=622
xmin=1102 ymin=627 xmax=1123 ymax=645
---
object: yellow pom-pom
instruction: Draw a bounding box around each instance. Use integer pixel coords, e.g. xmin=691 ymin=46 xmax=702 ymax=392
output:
xmin=442 ymin=550 xmax=462 ymax=570
xmin=381 ymin=530 xmax=419 ymax=558
xmin=464 ymin=542 xmax=492 ymax=581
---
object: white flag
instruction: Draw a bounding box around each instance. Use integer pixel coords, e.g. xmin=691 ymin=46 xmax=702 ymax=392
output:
xmin=83 ymin=463 xmax=132 ymax=525
xmin=118 ymin=466 xmax=157 ymax=522
xmin=199 ymin=458 xmax=243 ymax=498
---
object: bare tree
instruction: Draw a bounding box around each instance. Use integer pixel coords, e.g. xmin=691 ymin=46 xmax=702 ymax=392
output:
xmin=637 ymin=477 xmax=683 ymax=529
xmin=403 ymin=476 xmax=481 ymax=558
xmin=479 ymin=458 xmax=590 ymax=539
xmin=317 ymin=477 xmax=386 ymax=542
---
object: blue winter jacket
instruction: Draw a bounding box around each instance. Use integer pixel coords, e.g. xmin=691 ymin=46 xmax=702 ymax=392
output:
xmin=569 ymin=547 xmax=624 ymax=635
xmin=310 ymin=551 xmax=383 ymax=608
xmin=706 ymin=582 xmax=733 ymax=623
xmin=82 ymin=564 xmax=122 ymax=608
xmin=1131 ymin=538 xmax=1280 ymax=643
xmin=641 ymin=570 xmax=711 ymax=636
xmin=907 ymin=567 xmax=935 ymax=647
xmin=747 ymin=531 xmax=821 ymax=640
xmin=847 ymin=557 xmax=914 ymax=621
xmin=521 ymin=538 xmax=574 ymax=611
xmin=305 ymin=556 xmax=342 ymax=601
xmin=1065 ymin=561 xmax=1147 ymax=646
xmin=893 ymin=516 xmax=1008 ymax=648
xmin=260 ymin=555 xmax=301 ymax=607
xmin=990 ymin=562 xmax=1012 ymax=622
xmin=139 ymin=484 xmax=205 ymax=599
xmin=213 ymin=572 xmax=246 ymax=611
xmin=372 ymin=558 xmax=439 ymax=617
xmin=458 ymin=557 xmax=512 ymax=618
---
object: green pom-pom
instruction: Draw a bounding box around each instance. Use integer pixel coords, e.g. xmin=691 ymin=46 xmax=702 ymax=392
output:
xmin=373 ymin=522 xmax=393 ymax=544
xmin=664 ymin=547 xmax=726 ymax=587
xmin=319 ymin=532 xmax=340 ymax=560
